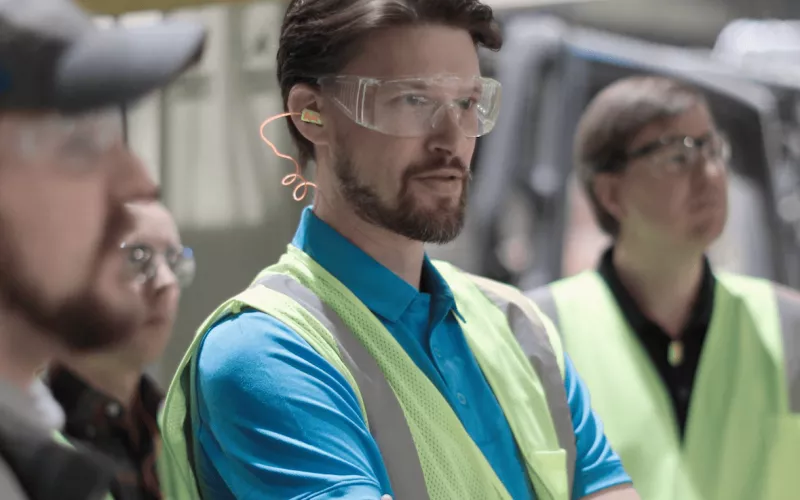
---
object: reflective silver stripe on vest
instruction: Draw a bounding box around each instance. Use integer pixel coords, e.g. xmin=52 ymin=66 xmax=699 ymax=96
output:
xmin=525 ymin=286 xmax=561 ymax=332
xmin=472 ymin=279 xmax=575 ymax=497
xmin=254 ymin=274 xmax=431 ymax=500
xmin=775 ymin=285 xmax=800 ymax=412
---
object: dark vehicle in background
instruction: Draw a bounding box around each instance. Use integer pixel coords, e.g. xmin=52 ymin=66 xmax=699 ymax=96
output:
xmin=460 ymin=16 xmax=800 ymax=290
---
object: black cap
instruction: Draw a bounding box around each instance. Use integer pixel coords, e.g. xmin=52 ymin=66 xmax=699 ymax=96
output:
xmin=0 ymin=0 xmax=206 ymax=113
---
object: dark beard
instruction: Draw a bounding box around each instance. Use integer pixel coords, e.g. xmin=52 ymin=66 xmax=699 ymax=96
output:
xmin=0 ymin=210 xmax=137 ymax=352
xmin=332 ymin=152 xmax=469 ymax=244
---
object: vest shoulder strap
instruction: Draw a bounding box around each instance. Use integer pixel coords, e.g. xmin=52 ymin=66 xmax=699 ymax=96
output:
xmin=434 ymin=261 xmax=576 ymax=495
xmin=526 ymin=272 xmax=606 ymax=334
xmin=252 ymin=273 xmax=431 ymax=500
xmin=525 ymin=285 xmax=561 ymax=333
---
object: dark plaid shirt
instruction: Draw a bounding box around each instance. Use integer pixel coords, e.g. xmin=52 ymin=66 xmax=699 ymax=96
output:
xmin=0 ymin=379 xmax=115 ymax=500
xmin=47 ymin=367 xmax=163 ymax=500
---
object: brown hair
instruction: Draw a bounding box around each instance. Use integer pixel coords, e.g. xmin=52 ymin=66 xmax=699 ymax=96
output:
xmin=574 ymin=75 xmax=709 ymax=236
xmin=277 ymin=0 xmax=502 ymax=168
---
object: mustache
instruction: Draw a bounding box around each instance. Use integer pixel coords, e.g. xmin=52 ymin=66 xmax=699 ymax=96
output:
xmin=402 ymin=157 xmax=470 ymax=181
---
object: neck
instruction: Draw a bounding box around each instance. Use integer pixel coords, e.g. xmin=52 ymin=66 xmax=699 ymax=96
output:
xmin=313 ymin=194 xmax=426 ymax=289
xmin=612 ymin=239 xmax=705 ymax=339
xmin=0 ymin=310 xmax=57 ymax=390
xmin=62 ymin=357 xmax=141 ymax=408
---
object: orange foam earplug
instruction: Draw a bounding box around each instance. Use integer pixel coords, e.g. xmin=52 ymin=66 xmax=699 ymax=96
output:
xmin=300 ymin=109 xmax=323 ymax=126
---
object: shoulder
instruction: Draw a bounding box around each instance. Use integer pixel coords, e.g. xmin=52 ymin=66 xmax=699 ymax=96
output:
xmin=197 ymin=309 xmax=348 ymax=396
xmin=196 ymin=309 xmax=364 ymax=422
xmin=433 ymin=260 xmax=530 ymax=306
xmin=716 ymin=272 xmax=799 ymax=305
xmin=436 ymin=266 xmax=569 ymax=377
xmin=527 ymin=272 xmax=611 ymax=324
xmin=546 ymin=270 xmax=603 ymax=294
xmin=193 ymin=312 xmax=385 ymax=498
xmin=198 ymin=309 xmax=318 ymax=374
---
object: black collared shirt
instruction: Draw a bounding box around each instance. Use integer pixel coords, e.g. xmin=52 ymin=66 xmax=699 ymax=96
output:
xmin=597 ymin=247 xmax=716 ymax=438
xmin=47 ymin=367 xmax=164 ymax=500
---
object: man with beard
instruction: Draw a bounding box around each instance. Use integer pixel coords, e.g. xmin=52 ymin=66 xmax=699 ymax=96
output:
xmin=48 ymin=200 xmax=195 ymax=500
xmin=159 ymin=1 xmax=638 ymax=499
xmin=0 ymin=1 xmax=205 ymax=499
xmin=527 ymin=76 xmax=800 ymax=500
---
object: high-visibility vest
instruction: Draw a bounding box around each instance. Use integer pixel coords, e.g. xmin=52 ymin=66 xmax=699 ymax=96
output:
xmin=159 ymin=245 xmax=579 ymax=500
xmin=528 ymin=271 xmax=800 ymax=500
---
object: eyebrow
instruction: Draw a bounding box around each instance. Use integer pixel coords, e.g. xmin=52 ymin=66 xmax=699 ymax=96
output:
xmin=396 ymin=79 xmax=483 ymax=94
xmin=660 ymin=131 xmax=714 ymax=143
xmin=629 ymin=130 xmax=717 ymax=157
xmin=124 ymin=241 xmax=183 ymax=254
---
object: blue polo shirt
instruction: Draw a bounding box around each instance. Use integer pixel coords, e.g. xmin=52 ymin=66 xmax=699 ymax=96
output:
xmin=194 ymin=207 xmax=630 ymax=499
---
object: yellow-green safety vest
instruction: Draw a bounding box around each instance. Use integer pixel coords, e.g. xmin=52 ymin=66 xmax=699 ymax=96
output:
xmin=159 ymin=246 xmax=579 ymax=499
xmin=528 ymin=271 xmax=800 ymax=500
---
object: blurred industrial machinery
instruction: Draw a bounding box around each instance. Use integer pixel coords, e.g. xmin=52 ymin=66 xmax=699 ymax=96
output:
xmin=465 ymin=16 xmax=800 ymax=291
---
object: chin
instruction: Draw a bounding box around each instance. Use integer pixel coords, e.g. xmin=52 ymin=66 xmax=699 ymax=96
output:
xmin=688 ymin=219 xmax=726 ymax=248
xmin=413 ymin=201 xmax=462 ymax=223
xmin=412 ymin=191 xmax=459 ymax=208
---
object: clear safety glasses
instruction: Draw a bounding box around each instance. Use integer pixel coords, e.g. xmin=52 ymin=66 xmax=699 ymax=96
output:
xmin=1 ymin=109 xmax=124 ymax=168
xmin=318 ymin=74 xmax=502 ymax=138
xmin=626 ymin=133 xmax=731 ymax=177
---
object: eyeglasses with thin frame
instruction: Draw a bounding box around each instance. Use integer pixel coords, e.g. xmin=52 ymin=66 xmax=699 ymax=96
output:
xmin=121 ymin=242 xmax=195 ymax=289
xmin=625 ymin=132 xmax=731 ymax=177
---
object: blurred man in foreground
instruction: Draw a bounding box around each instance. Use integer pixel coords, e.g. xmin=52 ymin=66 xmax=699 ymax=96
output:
xmin=0 ymin=0 xmax=205 ymax=498
xmin=48 ymin=201 xmax=195 ymax=500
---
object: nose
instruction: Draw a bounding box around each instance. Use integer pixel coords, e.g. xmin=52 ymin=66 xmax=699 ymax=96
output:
xmin=428 ymin=105 xmax=467 ymax=157
xmin=699 ymin=155 xmax=726 ymax=179
xmin=150 ymin=260 xmax=179 ymax=292
xmin=689 ymin=157 xmax=725 ymax=193
xmin=109 ymin=146 xmax=159 ymax=204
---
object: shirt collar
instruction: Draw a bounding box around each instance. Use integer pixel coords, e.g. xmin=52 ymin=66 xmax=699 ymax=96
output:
xmin=291 ymin=206 xmax=461 ymax=323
